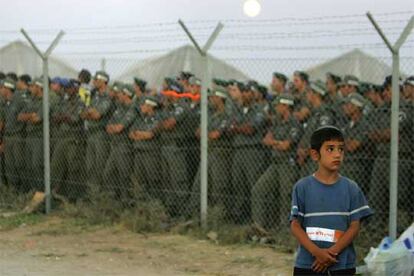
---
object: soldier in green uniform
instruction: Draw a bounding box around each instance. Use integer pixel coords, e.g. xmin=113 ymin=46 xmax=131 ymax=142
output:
xmin=50 ymin=77 xmax=68 ymax=155
xmin=270 ymin=72 xmax=288 ymax=98
xmin=133 ymin=77 xmax=147 ymax=101
xmin=159 ymin=81 xmax=191 ymax=217
xmin=81 ymin=71 xmax=113 ymax=190
xmin=229 ymin=82 xmax=267 ymax=223
xmin=1 ymin=78 xmax=27 ymax=191
xmin=129 ymin=96 xmax=162 ymax=202
xmin=297 ymin=82 xmax=337 ymax=177
xmin=18 ymin=78 xmax=44 ymax=192
xmin=403 ymin=76 xmax=414 ymax=103
xmin=50 ymin=79 xmax=86 ymax=201
xmin=0 ymin=80 xmax=6 ymax=186
xmin=15 ymin=75 xmax=32 ymax=104
xmin=338 ymin=75 xmax=359 ymax=98
xmin=340 ymin=93 xmax=371 ymax=195
xmin=186 ymin=76 xmax=201 ymax=185
xmin=368 ymin=77 xmax=414 ymax=229
xmin=292 ymin=71 xmax=312 ymax=125
xmin=325 ymin=73 xmax=341 ymax=105
xmin=251 ymin=94 xmax=301 ymax=230
xmin=187 ymin=87 xmax=231 ymax=217
xmin=103 ymin=84 xmax=135 ymax=205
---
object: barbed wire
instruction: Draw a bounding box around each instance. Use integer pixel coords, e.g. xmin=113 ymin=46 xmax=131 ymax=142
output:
xmin=0 ymin=10 xmax=411 ymax=34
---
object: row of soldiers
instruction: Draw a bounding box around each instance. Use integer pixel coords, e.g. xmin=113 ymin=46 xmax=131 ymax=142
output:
xmin=0 ymin=69 xmax=413 ymax=230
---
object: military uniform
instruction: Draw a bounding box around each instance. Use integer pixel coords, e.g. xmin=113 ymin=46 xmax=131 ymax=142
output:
xmin=22 ymin=94 xmax=44 ymax=191
xmin=84 ymin=89 xmax=113 ymax=189
xmin=230 ymin=102 xmax=267 ymax=223
xmin=368 ymin=100 xmax=414 ymax=229
xmin=50 ymin=91 xmax=66 ymax=155
xmin=186 ymin=99 xmax=201 ymax=189
xmin=297 ymin=104 xmax=337 ymax=177
xmin=340 ymin=94 xmax=371 ymax=195
xmin=2 ymin=88 xmax=27 ymax=190
xmin=129 ymin=99 xmax=162 ymax=202
xmin=252 ymin=114 xmax=301 ymax=229
xmin=188 ymin=98 xmax=232 ymax=217
xmin=160 ymin=99 xmax=192 ymax=217
xmin=50 ymin=94 xmax=86 ymax=201
xmin=103 ymin=95 xmax=135 ymax=205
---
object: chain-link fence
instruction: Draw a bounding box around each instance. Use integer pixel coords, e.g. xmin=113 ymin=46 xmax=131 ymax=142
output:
xmin=0 ymin=11 xmax=414 ymax=250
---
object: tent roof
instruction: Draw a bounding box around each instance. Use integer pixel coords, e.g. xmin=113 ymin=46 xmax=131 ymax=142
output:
xmin=0 ymin=40 xmax=78 ymax=78
xmin=118 ymin=45 xmax=249 ymax=87
xmin=306 ymin=49 xmax=394 ymax=84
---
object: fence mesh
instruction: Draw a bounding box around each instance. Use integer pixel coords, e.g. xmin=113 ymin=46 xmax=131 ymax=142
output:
xmin=0 ymin=11 xmax=414 ymax=250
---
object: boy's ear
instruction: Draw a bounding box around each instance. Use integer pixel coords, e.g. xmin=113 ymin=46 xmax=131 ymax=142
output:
xmin=310 ymin=149 xmax=320 ymax=161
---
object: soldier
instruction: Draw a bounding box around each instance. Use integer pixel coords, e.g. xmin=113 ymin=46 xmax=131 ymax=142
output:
xmin=249 ymin=81 xmax=270 ymax=116
xmin=403 ymin=76 xmax=414 ymax=103
xmin=103 ymin=84 xmax=135 ymax=205
xmin=251 ymin=94 xmax=301 ymax=230
xmin=18 ymin=78 xmax=44 ymax=192
xmin=177 ymin=71 xmax=194 ymax=93
xmin=129 ymin=96 xmax=162 ymax=201
xmin=50 ymin=79 xmax=86 ymax=201
xmin=133 ymin=77 xmax=147 ymax=101
xmin=108 ymin=81 xmax=123 ymax=103
xmin=270 ymin=72 xmax=288 ymax=98
xmin=0 ymin=80 xmax=5 ymax=186
xmin=1 ymin=78 xmax=26 ymax=191
xmin=15 ymin=74 xmax=32 ymax=104
xmin=297 ymin=82 xmax=337 ymax=177
xmin=159 ymin=81 xmax=191 ymax=217
xmin=368 ymin=77 xmax=414 ymax=230
xmin=50 ymin=77 xmax=68 ymax=155
xmin=81 ymin=71 xmax=113 ymax=190
xmin=188 ymin=87 xmax=231 ymax=217
xmin=338 ymin=75 xmax=359 ymax=98
xmin=229 ymin=83 xmax=267 ymax=223
xmin=292 ymin=71 xmax=312 ymax=124
xmin=340 ymin=93 xmax=371 ymax=195
xmin=325 ymin=72 xmax=341 ymax=105
xmin=186 ymin=76 xmax=201 ymax=184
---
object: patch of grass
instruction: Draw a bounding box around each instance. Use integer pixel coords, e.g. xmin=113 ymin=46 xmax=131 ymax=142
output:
xmin=0 ymin=185 xmax=32 ymax=210
xmin=0 ymin=213 xmax=44 ymax=231
xmin=231 ymin=256 xmax=268 ymax=267
xmin=95 ymin=247 xmax=131 ymax=254
xmin=37 ymin=252 xmax=66 ymax=258
xmin=121 ymin=200 xmax=169 ymax=233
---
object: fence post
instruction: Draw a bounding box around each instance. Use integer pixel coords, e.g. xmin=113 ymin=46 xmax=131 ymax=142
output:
xmin=178 ymin=20 xmax=223 ymax=229
xmin=366 ymin=13 xmax=414 ymax=240
xmin=20 ymin=29 xmax=65 ymax=214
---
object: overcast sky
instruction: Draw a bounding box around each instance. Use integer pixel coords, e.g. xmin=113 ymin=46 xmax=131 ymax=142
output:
xmin=0 ymin=0 xmax=413 ymax=80
xmin=0 ymin=0 xmax=413 ymax=30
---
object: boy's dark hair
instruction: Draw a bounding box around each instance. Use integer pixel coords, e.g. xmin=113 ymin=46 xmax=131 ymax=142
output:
xmin=310 ymin=125 xmax=344 ymax=152
xmin=78 ymin=69 xmax=91 ymax=84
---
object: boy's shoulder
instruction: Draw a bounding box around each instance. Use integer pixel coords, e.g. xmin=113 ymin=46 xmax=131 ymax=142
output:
xmin=293 ymin=175 xmax=314 ymax=190
xmin=293 ymin=175 xmax=361 ymax=191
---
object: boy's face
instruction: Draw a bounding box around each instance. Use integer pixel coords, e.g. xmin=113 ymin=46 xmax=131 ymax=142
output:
xmin=311 ymin=140 xmax=345 ymax=172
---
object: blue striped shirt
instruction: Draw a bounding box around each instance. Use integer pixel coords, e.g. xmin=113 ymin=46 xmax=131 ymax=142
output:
xmin=290 ymin=175 xmax=373 ymax=270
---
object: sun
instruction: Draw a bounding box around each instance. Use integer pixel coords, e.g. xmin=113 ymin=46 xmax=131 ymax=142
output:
xmin=243 ymin=0 xmax=261 ymax=18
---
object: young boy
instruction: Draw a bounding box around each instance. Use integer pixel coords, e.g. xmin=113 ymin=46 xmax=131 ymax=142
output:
xmin=290 ymin=126 xmax=373 ymax=275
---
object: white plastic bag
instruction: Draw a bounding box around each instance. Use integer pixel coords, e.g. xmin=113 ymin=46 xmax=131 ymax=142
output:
xmin=364 ymin=232 xmax=414 ymax=276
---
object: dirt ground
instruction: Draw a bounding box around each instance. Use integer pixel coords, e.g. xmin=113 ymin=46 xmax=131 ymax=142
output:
xmin=0 ymin=215 xmax=294 ymax=276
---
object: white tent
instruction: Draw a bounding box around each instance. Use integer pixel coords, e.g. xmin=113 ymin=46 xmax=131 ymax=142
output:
xmin=306 ymin=49 xmax=394 ymax=84
xmin=0 ymin=40 xmax=78 ymax=78
xmin=118 ymin=45 xmax=249 ymax=87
